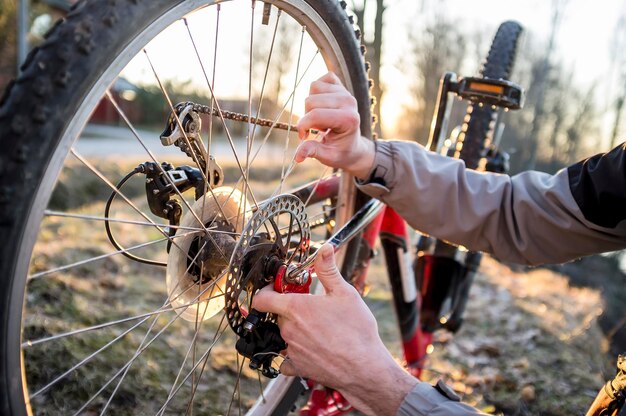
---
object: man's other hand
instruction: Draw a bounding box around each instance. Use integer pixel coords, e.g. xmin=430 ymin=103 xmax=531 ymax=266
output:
xmin=295 ymin=72 xmax=375 ymax=180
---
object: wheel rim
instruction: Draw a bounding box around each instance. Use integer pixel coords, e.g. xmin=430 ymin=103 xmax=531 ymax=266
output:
xmin=9 ymin=1 xmax=366 ymax=414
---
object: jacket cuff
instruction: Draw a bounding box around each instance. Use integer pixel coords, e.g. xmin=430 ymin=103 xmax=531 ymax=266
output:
xmin=397 ymin=380 xmax=487 ymax=416
xmin=396 ymin=382 xmax=451 ymax=416
xmin=355 ymin=140 xmax=395 ymax=199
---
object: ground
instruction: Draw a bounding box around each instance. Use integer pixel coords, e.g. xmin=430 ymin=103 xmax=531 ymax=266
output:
xmin=367 ymin=253 xmax=613 ymax=415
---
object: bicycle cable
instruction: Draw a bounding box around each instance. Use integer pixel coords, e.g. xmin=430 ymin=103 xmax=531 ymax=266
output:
xmin=104 ymin=165 xmax=168 ymax=267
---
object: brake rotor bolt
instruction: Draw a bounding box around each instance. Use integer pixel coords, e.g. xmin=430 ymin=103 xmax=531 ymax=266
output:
xmin=243 ymin=321 xmax=255 ymax=333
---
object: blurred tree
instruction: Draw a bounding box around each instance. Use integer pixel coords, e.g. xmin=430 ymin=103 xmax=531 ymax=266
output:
xmin=352 ymin=0 xmax=385 ymax=138
xmin=608 ymin=13 xmax=626 ymax=149
xmin=524 ymin=0 xmax=568 ymax=170
xmin=0 ymin=0 xmax=18 ymax=93
xmin=0 ymin=0 xmax=67 ymax=94
xmin=502 ymin=46 xmax=599 ymax=174
xmin=250 ymin=8 xmax=302 ymax=130
xmin=564 ymin=84 xmax=596 ymax=161
xmin=397 ymin=15 xmax=467 ymax=144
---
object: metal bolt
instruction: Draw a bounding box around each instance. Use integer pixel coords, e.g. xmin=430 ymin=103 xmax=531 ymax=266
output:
xmin=243 ymin=321 xmax=255 ymax=333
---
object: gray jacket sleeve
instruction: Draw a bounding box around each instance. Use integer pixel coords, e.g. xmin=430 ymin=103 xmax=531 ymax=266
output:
xmin=397 ymin=382 xmax=487 ymax=416
xmin=356 ymin=140 xmax=626 ymax=265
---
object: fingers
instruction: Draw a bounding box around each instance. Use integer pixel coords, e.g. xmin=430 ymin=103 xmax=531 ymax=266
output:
xmin=297 ymin=72 xmax=356 ymax=141
xmin=309 ymin=72 xmax=343 ymax=94
xmin=304 ymin=93 xmax=356 ymax=113
xmin=297 ymin=108 xmax=359 ymax=140
xmin=252 ymin=285 xmax=292 ymax=317
xmin=295 ymin=140 xmax=318 ymax=163
xmin=314 ymin=244 xmax=348 ymax=294
xmin=319 ymin=71 xmax=342 ymax=85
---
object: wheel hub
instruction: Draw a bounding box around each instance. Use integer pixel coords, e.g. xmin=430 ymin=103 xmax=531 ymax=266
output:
xmin=166 ymin=186 xmax=249 ymax=323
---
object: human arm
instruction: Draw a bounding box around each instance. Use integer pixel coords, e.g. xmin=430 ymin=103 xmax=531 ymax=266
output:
xmin=252 ymin=244 xmax=487 ymax=416
xmin=356 ymin=140 xmax=626 ymax=265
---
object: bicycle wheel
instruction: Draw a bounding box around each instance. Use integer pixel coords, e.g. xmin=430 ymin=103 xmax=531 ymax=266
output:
xmin=0 ymin=0 xmax=371 ymax=414
xmin=455 ymin=20 xmax=523 ymax=168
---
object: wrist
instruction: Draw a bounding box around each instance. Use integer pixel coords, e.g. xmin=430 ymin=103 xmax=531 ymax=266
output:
xmin=348 ymin=137 xmax=376 ymax=180
xmin=341 ymin=348 xmax=418 ymax=415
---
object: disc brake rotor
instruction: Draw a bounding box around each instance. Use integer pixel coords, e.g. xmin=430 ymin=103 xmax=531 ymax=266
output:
xmin=225 ymin=194 xmax=310 ymax=336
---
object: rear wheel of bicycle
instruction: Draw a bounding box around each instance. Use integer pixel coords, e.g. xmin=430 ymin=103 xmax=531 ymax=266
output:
xmin=456 ymin=20 xmax=523 ymax=169
xmin=0 ymin=1 xmax=371 ymax=414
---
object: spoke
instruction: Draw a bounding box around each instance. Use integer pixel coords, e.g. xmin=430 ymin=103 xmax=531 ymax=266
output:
xmin=28 ymin=235 xmax=174 ymax=280
xmin=157 ymin=281 xmax=218 ymax=415
xmin=144 ymin=48 xmax=260 ymax=211
xmin=44 ymin=210 xmax=209 ymax=233
xmin=249 ymin=8 xmax=282 ymax=151
xmin=191 ymin=271 xmax=201 ymax=415
xmin=185 ymin=312 xmax=228 ymax=415
xmin=69 ymin=148 xmax=198 ymax=264
xmin=303 ymin=166 xmax=331 ymax=208
xmin=243 ymin=0 xmax=256 ymax=254
xmin=32 ymin=247 xmax=222 ymax=400
xmin=181 ymin=18 xmax=231 ymax=226
xmin=279 ymin=25 xmax=306 ymax=195
xmin=161 ymin=270 xmax=215 ymax=413
xmin=183 ymin=12 xmax=226 ymax=269
xmin=103 ymin=91 xmax=230 ymax=265
xmin=256 ymin=371 xmax=266 ymax=405
xmin=226 ymin=354 xmax=247 ymax=416
xmin=154 ymin=316 xmax=231 ymax=416
xmin=22 ymin=293 xmax=225 ymax=348
xmin=271 ymin=128 xmax=330 ymax=200
xmin=207 ymin=4 xmax=220 ymax=161
xmin=202 ymin=5 xmax=221 ymax=258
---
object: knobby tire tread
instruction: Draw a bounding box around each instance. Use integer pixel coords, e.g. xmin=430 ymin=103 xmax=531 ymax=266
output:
xmin=457 ymin=20 xmax=523 ymax=169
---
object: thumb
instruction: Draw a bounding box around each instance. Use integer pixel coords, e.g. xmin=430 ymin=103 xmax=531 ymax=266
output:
xmin=295 ymin=140 xmax=319 ymax=163
xmin=314 ymin=243 xmax=346 ymax=294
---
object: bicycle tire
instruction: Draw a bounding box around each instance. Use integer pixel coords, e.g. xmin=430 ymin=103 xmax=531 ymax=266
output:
xmin=456 ymin=20 xmax=523 ymax=168
xmin=0 ymin=1 xmax=371 ymax=414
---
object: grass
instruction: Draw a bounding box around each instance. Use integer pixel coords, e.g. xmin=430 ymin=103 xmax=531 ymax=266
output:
xmin=21 ymin=155 xmax=617 ymax=415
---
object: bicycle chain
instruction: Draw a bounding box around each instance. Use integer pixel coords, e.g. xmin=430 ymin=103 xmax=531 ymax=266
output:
xmin=185 ymin=101 xmax=298 ymax=132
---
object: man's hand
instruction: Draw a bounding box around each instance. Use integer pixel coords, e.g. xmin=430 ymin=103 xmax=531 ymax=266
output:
xmin=252 ymin=244 xmax=417 ymax=415
xmin=296 ymin=72 xmax=376 ymax=180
